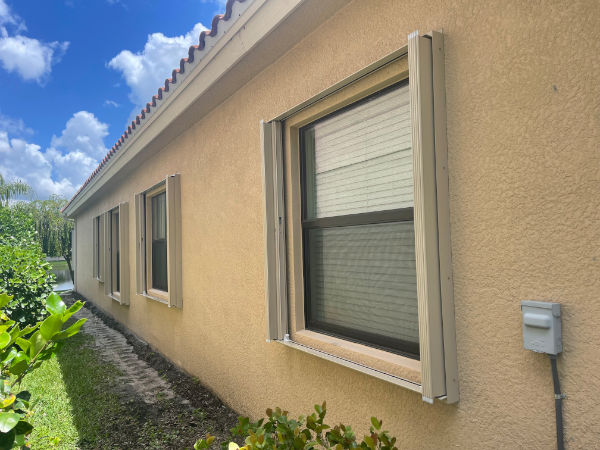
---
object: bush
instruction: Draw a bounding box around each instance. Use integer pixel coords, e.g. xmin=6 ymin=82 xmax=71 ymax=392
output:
xmin=0 ymin=207 xmax=54 ymax=326
xmin=0 ymin=208 xmax=37 ymax=249
xmin=195 ymin=402 xmax=398 ymax=450
xmin=0 ymin=291 xmax=86 ymax=449
xmin=0 ymin=245 xmax=54 ymax=326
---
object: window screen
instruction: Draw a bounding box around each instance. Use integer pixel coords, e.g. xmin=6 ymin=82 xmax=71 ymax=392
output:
xmin=301 ymin=82 xmax=419 ymax=357
xmin=151 ymin=191 xmax=168 ymax=292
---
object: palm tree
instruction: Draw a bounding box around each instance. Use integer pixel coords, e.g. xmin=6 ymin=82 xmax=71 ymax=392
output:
xmin=0 ymin=174 xmax=34 ymax=207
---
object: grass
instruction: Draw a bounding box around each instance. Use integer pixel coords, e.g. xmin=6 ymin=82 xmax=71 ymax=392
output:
xmin=20 ymin=333 xmax=123 ymax=449
xmin=49 ymin=260 xmax=69 ymax=271
xmin=17 ymin=317 xmax=236 ymax=449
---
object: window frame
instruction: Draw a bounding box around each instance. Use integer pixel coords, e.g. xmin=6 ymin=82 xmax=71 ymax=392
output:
xmin=135 ymin=174 xmax=182 ymax=308
xmin=92 ymin=214 xmax=104 ymax=282
xmin=103 ymin=203 xmax=129 ymax=305
xmin=145 ymin=184 xmax=169 ymax=302
xmin=261 ymin=31 xmax=458 ymax=403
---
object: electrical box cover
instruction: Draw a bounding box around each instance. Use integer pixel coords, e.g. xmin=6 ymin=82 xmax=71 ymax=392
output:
xmin=521 ymin=300 xmax=562 ymax=355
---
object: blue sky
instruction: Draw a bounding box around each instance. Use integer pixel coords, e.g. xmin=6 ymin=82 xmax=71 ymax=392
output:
xmin=0 ymin=0 xmax=227 ymax=199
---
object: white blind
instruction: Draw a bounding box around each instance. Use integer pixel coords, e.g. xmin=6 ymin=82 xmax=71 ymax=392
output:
xmin=304 ymin=85 xmax=413 ymax=218
xmin=307 ymin=222 xmax=419 ymax=345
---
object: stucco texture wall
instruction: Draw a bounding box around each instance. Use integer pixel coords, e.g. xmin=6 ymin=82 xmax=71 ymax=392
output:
xmin=74 ymin=0 xmax=600 ymax=447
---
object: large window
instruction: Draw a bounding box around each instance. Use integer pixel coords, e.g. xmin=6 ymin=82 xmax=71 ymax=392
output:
xmin=135 ymin=175 xmax=182 ymax=308
xmin=262 ymin=31 xmax=458 ymax=403
xmin=299 ymin=83 xmax=419 ymax=357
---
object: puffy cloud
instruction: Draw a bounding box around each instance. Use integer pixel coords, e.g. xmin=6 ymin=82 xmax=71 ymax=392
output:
xmin=50 ymin=111 xmax=109 ymax=160
xmin=0 ymin=113 xmax=33 ymax=136
xmin=108 ymin=22 xmax=207 ymax=107
xmin=0 ymin=111 xmax=108 ymax=199
xmin=0 ymin=0 xmax=69 ymax=83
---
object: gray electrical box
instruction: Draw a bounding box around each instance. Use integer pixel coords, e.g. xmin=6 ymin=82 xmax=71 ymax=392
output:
xmin=521 ymin=301 xmax=562 ymax=355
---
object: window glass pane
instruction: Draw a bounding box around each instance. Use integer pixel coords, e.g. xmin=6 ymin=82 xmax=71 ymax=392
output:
xmin=151 ymin=192 xmax=168 ymax=291
xmin=306 ymin=221 xmax=419 ymax=355
xmin=112 ymin=212 xmax=120 ymax=293
xmin=302 ymin=84 xmax=412 ymax=219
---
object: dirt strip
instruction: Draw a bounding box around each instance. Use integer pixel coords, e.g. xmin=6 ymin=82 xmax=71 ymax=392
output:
xmin=62 ymin=291 xmax=240 ymax=449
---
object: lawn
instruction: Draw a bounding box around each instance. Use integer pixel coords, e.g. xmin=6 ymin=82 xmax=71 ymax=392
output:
xmin=20 ymin=333 xmax=122 ymax=449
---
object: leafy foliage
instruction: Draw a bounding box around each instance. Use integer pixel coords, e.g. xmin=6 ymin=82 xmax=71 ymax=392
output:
xmin=0 ymin=176 xmax=33 ymax=209
xmin=0 ymin=246 xmax=54 ymax=326
xmin=0 ymin=207 xmax=54 ymax=327
xmin=0 ymin=292 xmax=86 ymax=449
xmin=11 ymin=197 xmax=74 ymax=282
xmin=195 ymin=402 xmax=398 ymax=450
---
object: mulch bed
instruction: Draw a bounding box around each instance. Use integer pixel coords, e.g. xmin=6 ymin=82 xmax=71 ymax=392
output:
xmin=65 ymin=291 xmax=242 ymax=449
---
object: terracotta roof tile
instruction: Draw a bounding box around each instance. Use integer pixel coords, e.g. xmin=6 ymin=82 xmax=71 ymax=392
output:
xmin=63 ymin=0 xmax=247 ymax=213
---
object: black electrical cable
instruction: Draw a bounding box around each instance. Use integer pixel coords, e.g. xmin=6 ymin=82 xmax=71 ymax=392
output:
xmin=549 ymin=355 xmax=564 ymax=450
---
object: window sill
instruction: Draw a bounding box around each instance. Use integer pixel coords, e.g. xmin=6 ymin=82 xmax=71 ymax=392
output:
xmin=95 ymin=277 xmax=104 ymax=284
xmin=140 ymin=290 xmax=169 ymax=305
xmin=109 ymin=292 xmax=123 ymax=304
xmin=280 ymin=329 xmax=422 ymax=393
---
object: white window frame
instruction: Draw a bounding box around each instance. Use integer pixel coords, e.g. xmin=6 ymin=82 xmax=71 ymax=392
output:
xmin=135 ymin=174 xmax=182 ymax=308
xmin=261 ymin=31 xmax=458 ymax=403
xmin=104 ymin=203 xmax=130 ymax=305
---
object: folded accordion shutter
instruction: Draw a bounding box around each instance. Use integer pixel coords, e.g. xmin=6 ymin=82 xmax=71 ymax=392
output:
xmin=409 ymin=31 xmax=445 ymax=400
xmin=118 ymin=202 xmax=130 ymax=305
xmin=166 ymin=174 xmax=182 ymax=308
xmin=261 ymin=120 xmax=287 ymax=341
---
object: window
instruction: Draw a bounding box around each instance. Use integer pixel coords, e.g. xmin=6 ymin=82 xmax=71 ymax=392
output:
xmin=135 ymin=174 xmax=182 ymax=308
xmin=262 ymin=31 xmax=458 ymax=403
xmin=104 ymin=203 xmax=129 ymax=305
xmin=92 ymin=215 xmax=104 ymax=281
xmin=300 ymin=83 xmax=419 ymax=358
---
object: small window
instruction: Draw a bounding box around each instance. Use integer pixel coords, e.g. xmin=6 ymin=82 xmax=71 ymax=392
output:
xmin=92 ymin=215 xmax=104 ymax=281
xmin=135 ymin=175 xmax=182 ymax=308
xmin=146 ymin=186 xmax=168 ymax=296
xmin=111 ymin=208 xmax=120 ymax=294
xmin=104 ymin=203 xmax=129 ymax=305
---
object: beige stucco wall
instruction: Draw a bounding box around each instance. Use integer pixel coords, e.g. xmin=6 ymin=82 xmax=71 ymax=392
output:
xmin=73 ymin=0 xmax=600 ymax=447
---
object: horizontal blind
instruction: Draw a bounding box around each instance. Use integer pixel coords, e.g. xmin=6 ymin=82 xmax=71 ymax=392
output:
xmin=307 ymin=222 xmax=419 ymax=347
xmin=303 ymin=85 xmax=413 ymax=218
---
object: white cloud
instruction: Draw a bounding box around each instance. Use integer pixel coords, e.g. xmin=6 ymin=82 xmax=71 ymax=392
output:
xmin=103 ymin=99 xmax=120 ymax=108
xmin=108 ymin=22 xmax=207 ymax=108
xmin=0 ymin=112 xmax=108 ymax=199
xmin=0 ymin=0 xmax=69 ymax=83
xmin=0 ymin=113 xmax=33 ymax=136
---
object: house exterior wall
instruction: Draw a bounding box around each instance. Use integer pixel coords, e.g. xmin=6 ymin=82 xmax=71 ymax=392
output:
xmin=73 ymin=0 xmax=600 ymax=447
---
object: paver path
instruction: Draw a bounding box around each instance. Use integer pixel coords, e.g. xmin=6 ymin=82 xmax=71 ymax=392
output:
xmin=75 ymin=302 xmax=184 ymax=405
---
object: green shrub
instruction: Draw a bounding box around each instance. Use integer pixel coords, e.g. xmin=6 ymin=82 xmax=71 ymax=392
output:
xmin=0 ymin=292 xmax=86 ymax=449
xmin=0 ymin=207 xmax=54 ymax=326
xmin=0 ymin=245 xmax=53 ymax=326
xmin=0 ymin=208 xmax=36 ymax=248
xmin=195 ymin=402 xmax=398 ymax=450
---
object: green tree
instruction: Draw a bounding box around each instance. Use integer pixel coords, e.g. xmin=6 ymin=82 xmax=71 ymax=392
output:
xmin=0 ymin=176 xmax=33 ymax=207
xmin=13 ymin=197 xmax=74 ymax=283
